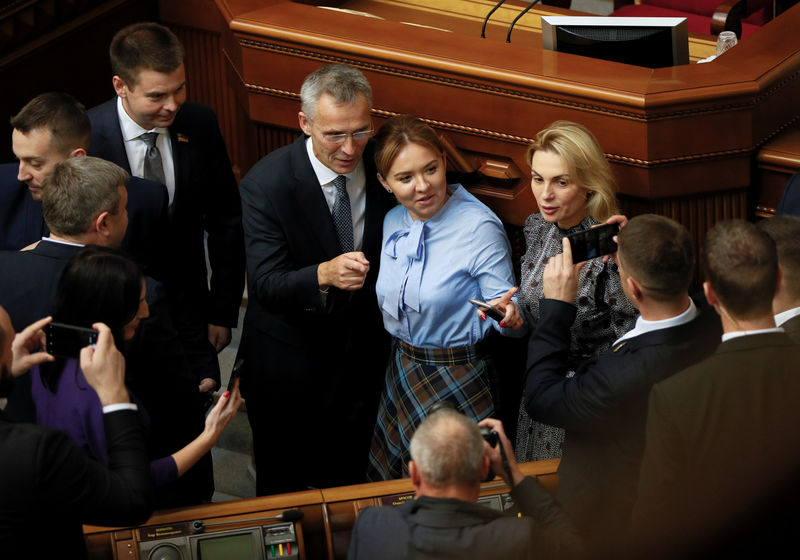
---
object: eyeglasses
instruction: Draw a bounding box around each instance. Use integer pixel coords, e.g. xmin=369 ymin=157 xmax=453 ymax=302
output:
xmin=310 ymin=122 xmax=374 ymax=146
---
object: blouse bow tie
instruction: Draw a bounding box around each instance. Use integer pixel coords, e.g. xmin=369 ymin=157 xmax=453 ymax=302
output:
xmin=382 ymin=220 xmax=426 ymax=320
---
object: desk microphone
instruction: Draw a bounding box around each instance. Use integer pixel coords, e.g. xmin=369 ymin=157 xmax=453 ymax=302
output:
xmin=191 ymin=509 xmax=304 ymax=534
xmin=506 ymin=0 xmax=542 ymax=43
xmin=481 ymin=0 xmax=508 ymax=38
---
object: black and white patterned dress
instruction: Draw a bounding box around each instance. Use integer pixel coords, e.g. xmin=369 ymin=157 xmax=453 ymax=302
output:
xmin=515 ymin=213 xmax=638 ymax=462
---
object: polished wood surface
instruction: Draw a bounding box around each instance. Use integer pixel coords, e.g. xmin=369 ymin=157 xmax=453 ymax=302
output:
xmin=161 ymin=0 xmax=800 ymax=237
xmin=756 ymin=120 xmax=800 ymax=216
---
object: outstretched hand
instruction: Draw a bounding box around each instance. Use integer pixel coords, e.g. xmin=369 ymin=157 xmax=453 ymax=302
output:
xmin=602 ymin=214 xmax=628 ymax=264
xmin=80 ymin=323 xmax=129 ymax=407
xmin=481 ymin=287 xmax=524 ymax=329
xmin=477 ymin=417 xmax=524 ymax=487
xmin=543 ymin=238 xmax=585 ymax=303
xmin=318 ymin=252 xmax=370 ymax=291
xmin=10 ymin=316 xmax=54 ymax=376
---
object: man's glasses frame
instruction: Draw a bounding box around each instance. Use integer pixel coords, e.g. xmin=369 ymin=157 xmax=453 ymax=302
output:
xmin=310 ymin=121 xmax=374 ymax=146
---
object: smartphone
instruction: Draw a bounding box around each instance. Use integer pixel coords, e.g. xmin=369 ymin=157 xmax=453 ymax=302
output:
xmin=45 ymin=322 xmax=99 ymax=358
xmin=469 ymin=298 xmax=504 ymax=322
xmin=565 ymin=223 xmax=620 ymax=263
xmin=227 ymin=358 xmax=245 ymax=392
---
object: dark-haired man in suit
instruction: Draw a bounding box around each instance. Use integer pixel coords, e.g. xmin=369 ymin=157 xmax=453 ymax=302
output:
xmin=523 ymin=214 xmax=722 ymax=552
xmin=0 ymin=156 xmax=212 ymax=507
xmin=1 ymin=92 xmax=168 ymax=279
xmin=238 ymin=63 xmax=394 ymax=495
xmin=88 ymin=22 xmax=245 ymax=393
xmin=633 ymin=220 xmax=800 ymax=558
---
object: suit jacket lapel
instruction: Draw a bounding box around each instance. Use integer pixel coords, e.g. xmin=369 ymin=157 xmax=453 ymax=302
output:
xmin=168 ymin=123 xmax=190 ymax=215
xmin=291 ymin=137 xmax=342 ymax=259
xmin=361 ymin=141 xmax=385 ymax=265
xmin=97 ymin=98 xmax=132 ymax=173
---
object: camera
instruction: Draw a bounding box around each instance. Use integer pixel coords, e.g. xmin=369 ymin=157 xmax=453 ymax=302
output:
xmin=480 ymin=426 xmax=499 ymax=482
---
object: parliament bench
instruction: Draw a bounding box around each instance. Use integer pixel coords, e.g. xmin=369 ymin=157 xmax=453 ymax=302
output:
xmin=83 ymin=459 xmax=560 ymax=560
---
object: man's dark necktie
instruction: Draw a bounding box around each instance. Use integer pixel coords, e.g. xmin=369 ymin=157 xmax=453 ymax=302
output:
xmin=141 ymin=131 xmax=166 ymax=185
xmin=332 ymin=174 xmax=354 ymax=253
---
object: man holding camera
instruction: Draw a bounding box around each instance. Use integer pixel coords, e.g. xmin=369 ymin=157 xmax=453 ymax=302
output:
xmin=348 ymin=407 xmax=580 ymax=559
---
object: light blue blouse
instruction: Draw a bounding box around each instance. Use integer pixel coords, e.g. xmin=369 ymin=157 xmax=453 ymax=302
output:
xmin=376 ymin=184 xmax=516 ymax=348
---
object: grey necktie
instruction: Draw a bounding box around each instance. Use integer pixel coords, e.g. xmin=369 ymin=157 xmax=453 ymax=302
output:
xmin=332 ymin=175 xmax=354 ymax=253
xmin=141 ymin=132 xmax=166 ymax=185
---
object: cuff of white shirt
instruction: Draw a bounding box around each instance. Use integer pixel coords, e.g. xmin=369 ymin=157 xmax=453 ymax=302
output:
xmin=102 ymin=403 xmax=139 ymax=414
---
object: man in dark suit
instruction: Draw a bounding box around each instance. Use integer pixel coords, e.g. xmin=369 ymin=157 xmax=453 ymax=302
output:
xmin=88 ymin=22 xmax=245 ymax=394
xmin=523 ymin=214 xmax=722 ymax=550
xmin=776 ymin=170 xmax=800 ymax=216
xmin=760 ymin=215 xmax=800 ymax=343
xmin=0 ymin=156 xmax=212 ymax=506
xmin=2 ymin=92 xmax=168 ymax=279
xmin=633 ymin=220 xmax=800 ymax=558
xmin=348 ymin=408 xmax=580 ymax=559
xmin=238 ymin=64 xmax=394 ymax=495
xmin=0 ymin=309 xmax=154 ymax=558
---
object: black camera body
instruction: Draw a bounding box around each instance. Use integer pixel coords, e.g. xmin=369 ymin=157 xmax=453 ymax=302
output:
xmin=480 ymin=426 xmax=499 ymax=482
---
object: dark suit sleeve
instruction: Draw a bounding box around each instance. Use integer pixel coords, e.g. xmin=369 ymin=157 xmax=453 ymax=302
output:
xmin=199 ymin=109 xmax=245 ymax=328
xmin=240 ymin=171 xmax=324 ymax=314
xmin=524 ymin=298 xmax=649 ymax=431
xmin=511 ymin=476 xmax=582 ymax=558
xmin=36 ymin=409 xmax=154 ymax=527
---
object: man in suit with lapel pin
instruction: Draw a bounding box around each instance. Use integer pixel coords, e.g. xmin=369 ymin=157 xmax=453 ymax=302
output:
xmin=88 ymin=22 xmax=245 ymax=394
xmin=237 ymin=64 xmax=395 ymax=495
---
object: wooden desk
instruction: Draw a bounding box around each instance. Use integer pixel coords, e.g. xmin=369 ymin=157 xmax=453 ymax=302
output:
xmin=160 ymin=0 xmax=800 ymax=258
xmin=84 ymin=460 xmax=560 ymax=559
xmin=756 ymin=121 xmax=800 ymax=216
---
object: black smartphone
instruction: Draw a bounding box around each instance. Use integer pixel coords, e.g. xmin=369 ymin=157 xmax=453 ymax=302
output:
xmin=565 ymin=223 xmax=620 ymax=263
xmin=45 ymin=322 xmax=99 ymax=358
xmin=469 ymin=298 xmax=504 ymax=322
xmin=227 ymin=358 xmax=245 ymax=392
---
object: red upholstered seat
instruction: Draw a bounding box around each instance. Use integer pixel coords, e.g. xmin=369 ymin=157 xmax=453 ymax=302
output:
xmin=611 ymin=4 xmax=762 ymax=38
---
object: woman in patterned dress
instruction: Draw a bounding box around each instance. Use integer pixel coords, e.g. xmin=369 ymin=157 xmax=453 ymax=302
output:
xmin=515 ymin=121 xmax=638 ymax=462
xmin=366 ymin=115 xmax=523 ymax=480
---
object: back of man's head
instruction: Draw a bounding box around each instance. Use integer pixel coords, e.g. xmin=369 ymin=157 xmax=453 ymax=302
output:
xmin=10 ymin=92 xmax=90 ymax=154
xmin=110 ymin=22 xmax=184 ymax=87
xmin=758 ymin=216 xmax=800 ymax=307
xmin=703 ymin=219 xmax=778 ymax=320
xmin=617 ymin=214 xmax=694 ymax=302
xmin=409 ymin=408 xmax=485 ymax=489
xmin=42 ymin=157 xmax=128 ymax=238
xmin=300 ymin=64 xmax=373 ymax=120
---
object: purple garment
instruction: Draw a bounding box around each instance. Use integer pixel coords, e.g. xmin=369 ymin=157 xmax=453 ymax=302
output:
xmin=31 ymin=360 xmax=178 ymax=487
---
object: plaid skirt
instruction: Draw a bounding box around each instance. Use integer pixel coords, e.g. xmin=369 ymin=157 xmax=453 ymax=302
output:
xmin=366 ymin=338 xmax=495 ymax=481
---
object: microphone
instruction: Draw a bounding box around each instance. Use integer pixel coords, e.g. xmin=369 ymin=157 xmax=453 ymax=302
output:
xmin=481 ymin=0 xmax=508 ymax=38
xmin=506 ymin=0 xmax=542 ymax=43
xmin=191 ymin=509 xmax=305 ymax=534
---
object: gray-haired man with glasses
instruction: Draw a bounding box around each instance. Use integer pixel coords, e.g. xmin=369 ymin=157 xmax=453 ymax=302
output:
xmin=237 ymin=64 xmax=395 ymax=495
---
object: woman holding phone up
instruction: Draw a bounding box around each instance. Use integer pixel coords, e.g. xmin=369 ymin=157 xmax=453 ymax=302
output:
xmin=515 ymin=121 xmax=637 ymax=462
xmin=366 ymin=115 xmax=523 ymax=481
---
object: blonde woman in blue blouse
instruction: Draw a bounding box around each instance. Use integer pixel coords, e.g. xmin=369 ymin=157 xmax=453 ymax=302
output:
xmin=366 ymin=115 xmax=523 ymax=481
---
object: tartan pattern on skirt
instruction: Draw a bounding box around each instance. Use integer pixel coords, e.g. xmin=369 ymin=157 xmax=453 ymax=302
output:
xmin=366 ymin=339 xmax=495 ymax=481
